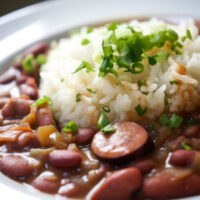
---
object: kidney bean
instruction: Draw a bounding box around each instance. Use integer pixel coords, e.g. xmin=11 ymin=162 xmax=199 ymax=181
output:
xmin=90 ymin=167 xmax=141 ymax=200
xmin=0 ymin=97 xmax=9 ymax=108
xmin=169 ymin=150 xmax=197 ymax=167
xmin=32 ymin=171 xmax=60 ymax=194
xmin=19 ymin=84 xmax=38 ymax=100
xmin=92 ymin=122 xmax=150 ymax=162
xmin=58 ymin=183 xmax=78 ymax=197
xmin=36 ymin=107 xmax=55 ymax=126
xmin=76 ymin=128 xmax=96 ymax=145
xmin=142 ymin=170 xmax=200 ymax=199
xmin=1 ymin=98 xmax=33 ymax=118
xmin=168 ymin=136 xmax=190 ymax=151
xmin=48 ymin=150 xmax=82 ymax=168
xmin=23 ymin=43 xmax=49 ymax=58
xmin=0 ymin=155 xmax=33 ymax=177
xmin=17 ymin=132 xmax=40 ymax=148
xmin=0 ymin=68 xmax=20 ymax=84
xmin=132 ymin=159 xmax=156 ymax=174
xmin=183 ymin=125 xmax=200 ymax=137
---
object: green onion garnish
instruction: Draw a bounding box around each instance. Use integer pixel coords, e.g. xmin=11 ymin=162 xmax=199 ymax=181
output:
xmin=135 ymin=104 xmax=147 ymax=116
xmin=60 ymin=78 xmax=64 ymax=83
xmin=63 ymin=121 xmax=78 ymax=134
xmin=36 ymin=54 xmax=47 ymax=65
xmin=30 ymin=96 xmax=52 ymax=108
xmin=22 ymin=54 xmax=35 ymax=73
xmin=149 ymin=122 xmax=155 ymax=130
xmin=73 ymin=61 xmax=95 ymax=74
xmin=184 ymin=119 xmax=197 ymax=126
xmin=97 ymin=111 xmax=115 ymax=134
xmin=76 ymin=93 xmax=81 ymax=103
xmin=182 ymin=29 xmax=192 ymax=42
xmin=87 ymin=88 xmax=96 ymax=94
xmin=159 ymin=114 xmax=170 ymax=126
xmin=138 ymin=79 xmax=146 ymax=87
xmin=81 ymin=38 xmax=90 ymax=45
xmin=164 ymin=96 xmax=169 ymax=106
xmin=87 ymin=27 xmax=93 ymax=33
xmin=103 ymin=106 xmax=110 ymax=113
xmin=180 ymin=142 xmax=192 ymax=150
xmin=170 ymin=80 xmax=179 ymax=85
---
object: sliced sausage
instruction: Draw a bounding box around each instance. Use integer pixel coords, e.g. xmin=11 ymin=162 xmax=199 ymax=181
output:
xmin=23 ymin=43 xmax=49 ymax=58
xmin=92 ymin=122 xmax=150 ymax=161
xmin=0 ymin=155 xmax=33 ymax=177
xmin=1 ymin=98 xmax=33 ymax=118
xmin=90 ymin=167 xmax=142 ymax=200
xmin=36 ymin=107 xmax=55 ymax=126
xmin=76 ymin=128 xmax=96 ymax=145
xmin=48 ymin=150 xmax=82 ymax=168
xmin=169 ymin=150 xmax=196 ymax=167
xmin=142 ymin=170 xmax=200 ymax=199
xmin=32 ymin=171 xmax=60 ymax=194
xmin=132 ymin=159 xmax=156 ymax=174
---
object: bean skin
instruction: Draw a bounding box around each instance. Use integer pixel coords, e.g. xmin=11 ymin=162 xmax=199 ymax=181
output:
xmin=32 ymin=171 xmax=60 ymax=194
xmin=0 ymin=155 xmax=33 ymax=178
xmin=36 ymin=107 xmax=55 ymax=126
xmin=132 ymin=159 xmax=156 ymax=174
xmin=183 ymin=125 xmax=200 ymax=137
xmin=90 ymin=168 xmax=142 ymax=200
xmin=76 ymin=128 xmax=96 ymax=145
xmin=169 ymin=150 xmax=196 ymax=167
xmin=142 ymin=170 xmax=200 ymax=199
xmin=23 ymin=43 xmax=49 ymax=57
xmin=48 ymin=150 xmax=82 ymax=168
xmin=17 ymin=132 xmax=40 ymax=148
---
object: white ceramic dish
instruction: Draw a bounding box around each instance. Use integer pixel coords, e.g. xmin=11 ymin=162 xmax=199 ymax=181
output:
xmin=0 ymin=0 xmax=200 ymax=199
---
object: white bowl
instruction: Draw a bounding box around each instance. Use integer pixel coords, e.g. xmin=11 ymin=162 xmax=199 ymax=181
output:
xmin=0 ymin=0 xmax=200 ymax=199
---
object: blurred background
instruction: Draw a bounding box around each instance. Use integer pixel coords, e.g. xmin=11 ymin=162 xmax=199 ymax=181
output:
xmin=0 ymin=0 xmax=46 ymax=16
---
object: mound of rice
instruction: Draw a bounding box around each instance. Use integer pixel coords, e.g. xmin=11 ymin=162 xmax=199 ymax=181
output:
xmin=39 ymin=18 xmax=200 ymax=128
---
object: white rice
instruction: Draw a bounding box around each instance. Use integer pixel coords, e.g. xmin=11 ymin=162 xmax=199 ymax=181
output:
xmin=39 ymin=18 xmax=200 ymax=128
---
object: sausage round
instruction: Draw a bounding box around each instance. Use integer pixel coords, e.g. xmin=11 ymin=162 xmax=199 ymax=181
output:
xmin=48 ymin=150 xmax=82 ymax=168
xmin=90 ymin=167 xmax=142 ymax=200
xmin=91 ymin=122 xmax=149 ymax=161
xmin=0 ymin=155 xmax=33 ymax=177
xmin=142 ymin=170 xmax=200 ymax=199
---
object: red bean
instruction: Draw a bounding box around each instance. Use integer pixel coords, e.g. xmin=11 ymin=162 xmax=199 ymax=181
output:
xmin=17 ymin=132 xmax=40 ymax=148
xmin=169 ymin=150 xmax=196 ymax=167
xmin=0 ymin=97 xmax=9 ymax=108
xmin=48 ymin=150 xmax=82 ymax=168
xmin=183 ymin=125 xmax=200 ymax=137
xmin=19 ymin=84 xmax=38 ymax=100
xmin=142 ymin=170 xmax=200 ymax=199
xmin=32 ymin=171 xmax=60 ymax=194
xmin=58 ymin=183 xmax=78 ymax=197
xmin=36 ymin=107 xmax=55 ymax=126
xmin=76 ymin=128 xmax=96 ymax=145
xmin=90 ymin=168 xmax=142 ymax=200
xmin=23 ymin=43 xmax=49 ymax=57
xmin=0 ymin=68 xmax=20 ymax=84
xmin=0 ymin=155 xmax=33 ymax=177
xmin=92 ymin=122 xmax=149 ymax=161
xmin=132 ymin=159 xmax=156 ymax=174
xmin=1 ymin=98 xmax=33 ymax=118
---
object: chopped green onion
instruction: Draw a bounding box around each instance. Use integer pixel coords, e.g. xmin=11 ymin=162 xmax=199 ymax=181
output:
xmin=180 ymin=142 xmax=192 ymax=150
xmin=30 ymin=96 xmax=52 ymax=108
xmin=81 ymin=38 xmax=90 ymax=45
xmin=168 ymin=114 xmax=183 ymax=129
xmin=73 ymin=61 xmax=95 ymax=74
xmin=97 ymin=111 xmax=115 ymax=134
xmin=182 ymin=29 xmax=192 ymax=42
xmin=63 ymin=121 xmax=78 ymax=133
xmin=184 ymin=119 xmax=197 ymax=126
xmin=36 ymin=54 xmax=47 ymax=65
xmin=87 ymin=27 xmax=93 ymax=33
xmin=107 ymin=22 xmax=121 ymax=31
xmin=22 ymin=54 xmax=35 ymax=73
xmin=76 ymin=93 xmax=81 ymax=103
xmin=175 ymin=49 xmax=182 ymax=55
xmin=135 ymin=104 xmax=147 ymax=116
xmin=159 ymin=114 xmax=170 ymax=126
xmin=87 ymin=88 xmax=96 ymax=94
xmin=60 ymin=78 xmax=64 ymax=83
xmin=148 ymin=56 xmax=157 ymax=65
xmin=164 ymin=96 xmax=169 ymax=106
xmin=138 ymin=79 xmax=146 ymax=87
xmin=103 ymin=106 xmax=110 ymax=113
xmin=149 ymin=122 xmax=155 ymax=130
xmin=170 ymin=80 xmax=179 ymax=85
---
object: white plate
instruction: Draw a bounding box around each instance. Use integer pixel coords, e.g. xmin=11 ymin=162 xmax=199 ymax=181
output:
xmin=0 ymin=0 xmax=200 ymax=199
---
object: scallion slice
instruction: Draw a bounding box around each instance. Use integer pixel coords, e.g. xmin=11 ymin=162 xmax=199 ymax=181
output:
xmin=63 ymin=121 xmax=78 ymax=134
xmin=30 ymin=96 xmax=52 ymax=108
